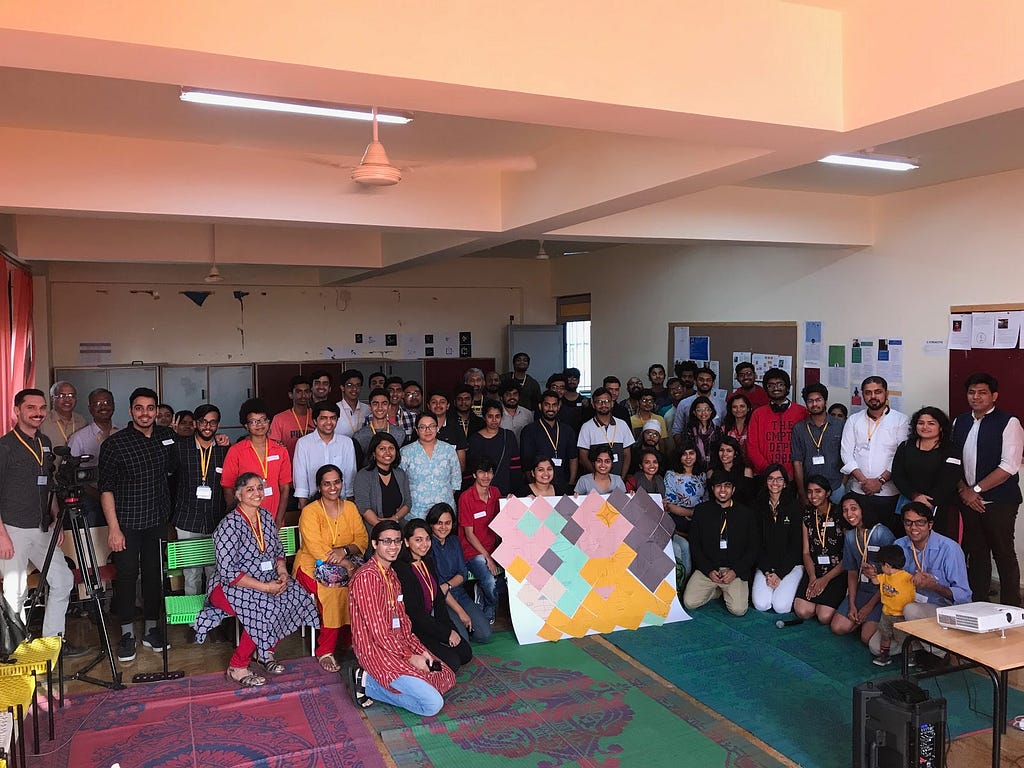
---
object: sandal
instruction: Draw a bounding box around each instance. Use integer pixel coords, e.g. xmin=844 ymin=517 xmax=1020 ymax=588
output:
xmin=345 ymin=662 xmax=374 ymax=709
xmin=256 ymin=652 xmax=286 ymax=675
xmin=226 ymin=667 xmax=266 ymax=688
xmin=318 ymin=653 xmax=340 ymax=673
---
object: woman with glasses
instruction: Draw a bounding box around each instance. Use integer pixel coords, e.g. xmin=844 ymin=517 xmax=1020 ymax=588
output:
xmin=751 ymin=464 xmax=804 ymax=614
xmin=194 ymin=472 xmax=319 ymax=687
xmin=466 ymin=400 xmax=522 ymax=495
xmin=401 ymin=412 xmax=463 ymax=521
xmin=348 ymin=520 xmax=456 ymax=715
xmin=354 ymin=432 xmax=412 ymax=530
xmin=681 ymin=396 xmax=723 ymax=474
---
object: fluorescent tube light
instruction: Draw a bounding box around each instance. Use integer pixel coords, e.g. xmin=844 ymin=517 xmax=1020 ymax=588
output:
xmin=180 ymin=89 xmax=411 ymax=125
xmin=818 ymin=153 xmax=918 ymax=172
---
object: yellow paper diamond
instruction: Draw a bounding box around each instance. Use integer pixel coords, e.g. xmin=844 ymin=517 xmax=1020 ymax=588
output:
xmin=505 ymin=554 xmax=532 ymax=582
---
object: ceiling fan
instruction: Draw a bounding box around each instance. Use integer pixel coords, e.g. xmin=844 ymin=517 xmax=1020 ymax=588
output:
xmin=351 ymin=108 xmax=402 ymax=187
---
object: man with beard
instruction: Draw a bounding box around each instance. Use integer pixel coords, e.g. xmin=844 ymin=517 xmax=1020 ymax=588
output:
xmin=483 ymin=371 xmax=502 ymax=401
xmin=746 ymin=368 xmax=808 ymax=477
xmin=501 ymin=352 xmax=542 ymax=412
xmin=840 ymin=376 xmax=909 ymax=534
xmin=68 ymin=388 xmax=121 ymax=525
xmin=561 ymin=368 xmax=590 ymax=426
xmin=464 ymin=368 xmax=486 ymax=416
xmin=577 ymin=387 xmax=634 ymax=480
xmin=521 ymin=390 xmax=578 ymax=491
xmin=648 ymin=364 xmax=672 ymax=410
xmin=672 ymin=367 xmax=727 ymax=447
xmin=674 ymin=361 xmax=699 ymax=400
xmin=499 ymin=382 xmax=533 ymax=439
xmin=730 ymin=362 xmax=769 ymax=411
xmin=623 ymin=377 xmax=645 ymax=418
xmin=791 ymin=383 xmax=844 ymax=506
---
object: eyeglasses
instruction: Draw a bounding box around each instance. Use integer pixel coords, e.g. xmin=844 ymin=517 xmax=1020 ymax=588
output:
xmin=593 ymin=399 xmax=612 ymax=406
xmin=693 ymin=407 xmax=713 ymax=414
xmin=196 ymin=419 xmax=220 ymax=427
xmin=91 ymin=400 xmax=113 ymax=407
xmin=766 ymin=476 xmax=786 ymax=484
xmin=343 ymin=382 xmax=362 ymax=388
xmin=377 ymin=537 xmax=403 ymax=545
xmin=54 ymin=393 xmax=76 ymax=399
xmin=416 ymin=424 xmax=437 ymax=431
xmin=903 ymin=518 xmax=931 ymax=528
xmin=246 ymin=417 xmax=269 ymax=426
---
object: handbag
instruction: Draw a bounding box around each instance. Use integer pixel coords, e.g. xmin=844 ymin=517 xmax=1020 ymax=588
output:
xmin=314 ymin=554 xmax=364 ymax=588
xmin=0 ymin=597 xmax=28 ymax=662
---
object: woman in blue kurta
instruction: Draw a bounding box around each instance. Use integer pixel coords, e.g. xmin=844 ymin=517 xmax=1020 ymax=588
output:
xmin=194 ymin=472 xmax=320 ymax=687
xmin=401 ymin=412 xmax=462 ymax=520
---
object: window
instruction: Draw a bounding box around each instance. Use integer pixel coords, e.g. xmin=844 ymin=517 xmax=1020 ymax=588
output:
xmin=557 ymin=294 xmax=591 ymax=393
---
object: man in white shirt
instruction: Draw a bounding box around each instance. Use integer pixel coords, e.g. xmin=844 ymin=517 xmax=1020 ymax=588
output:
xmin=840 ymin=376 xmax=909 ymax=536
xmin=293 ymin=402 xmax=357 ymax=506
xmin=68 ymin=387 xmax=121 ymax=526
xmin=335 ymin=369 xmax=371 ymax=439
xmin=577 ymin=387 xmax=635 ymax=481
xmin=951 ymin=372 xmax=1024 ymax=606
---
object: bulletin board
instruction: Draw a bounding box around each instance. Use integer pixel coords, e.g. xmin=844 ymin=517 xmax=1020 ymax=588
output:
xmin=948 ymin=303 xmax=1024 ymax=419
xmin=666 ymin=322 xmax=798 ymax=388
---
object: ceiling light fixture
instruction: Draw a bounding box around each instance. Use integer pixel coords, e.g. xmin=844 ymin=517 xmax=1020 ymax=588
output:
xmin=818 ymin=152 xmax=919 ymax=172
xmin=180 ymin=88 xmax=412 ymax=125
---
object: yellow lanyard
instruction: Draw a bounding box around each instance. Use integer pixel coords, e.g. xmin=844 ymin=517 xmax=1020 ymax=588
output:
xmin=460 ymin=417 xmax=470 ymax=437
xmin=196 ymin=439 xmax=213 ymax=484
xmin=374 ymin=557 xmax=396 ymax=611
xmin=54 ymin=418 xmax=72 ymax=443
xmin=807 ymin=421 xmax=828 ymax=451
xmin=413 ymin=559 xmax=436 ymax=603
xmin=866 ymin=412 xmax=885 ymax=443
xmin=719 ymin=500 xmax=733 ymax=537
xmin=320 ymin=500 xmax=343 ymax=547
xmin=343 ymin=403 xmax=362 ymax=434
xmin=249 ymin=440 xmax=269 ymax=481
xmin=541 ymin=420 xmax=560 ymax=452
xmin=595 ymin=418 xmax=617 ymax=449
xmin=815 ymin=504 xmax=832 ymax=550
xmin=241 ymin=508 xmax=266 ymax=552
xmin=14 ymin=430 xmax=43 ymax=467
xmin=911 ymin=544 xmax=925 ymax=573
xmin=768 ymin=499 xmax=779 ymax=524
xmin=291 ymin=408 xmax=311 ymax=436
xmin=854 ymin=527 xmax=869 ymax=560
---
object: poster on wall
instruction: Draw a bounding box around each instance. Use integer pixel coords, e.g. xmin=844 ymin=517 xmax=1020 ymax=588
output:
xmin=827 ymin=344 xmax=847 ymax=388
xmin=689 ymin=336 xmax=710 ymax=361
xmin=803 ymin=321 xmax=823 ymax=365
xmin=491 ymin=490 xmax=689 ymax=645
xmin=751 ymin=353 xmax=792 ymax=382
xmin=849 ymin=338 xmax=875 ymax=383
xmin=672 ymin=326 xmax=690 ymax=366
xmin=948 ymin=314 xmax=972 ymax=350
xmin=875 ymin=338 xmax=903 ymax=387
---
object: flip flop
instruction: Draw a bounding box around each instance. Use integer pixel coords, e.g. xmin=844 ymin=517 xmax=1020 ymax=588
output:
xmin=226 ymin=667 xmax=266 ymax=688
xmin=318 ymin=653 xmax=340 ymax=673
xmin=344 ymin=662 xmax=374 ymax=709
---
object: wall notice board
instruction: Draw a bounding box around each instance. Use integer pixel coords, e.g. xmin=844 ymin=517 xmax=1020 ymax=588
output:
xmin=948 ymin=304 xmax=1024 ymax=419
xmin=667 ymin=322 xmax=798 ymax=388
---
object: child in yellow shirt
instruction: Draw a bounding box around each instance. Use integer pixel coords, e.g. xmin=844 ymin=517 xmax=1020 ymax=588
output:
xmin=869 ymin=545 xmax=916 ymax=666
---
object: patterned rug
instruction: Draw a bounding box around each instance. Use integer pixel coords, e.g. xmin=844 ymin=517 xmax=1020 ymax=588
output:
xmin=364 ymin=631 xmax=792 ymax=767
xmin=609 ymin=602 xmax=1024 ymax=768
xmin=27 ymin=657 xmax=387 ymax=768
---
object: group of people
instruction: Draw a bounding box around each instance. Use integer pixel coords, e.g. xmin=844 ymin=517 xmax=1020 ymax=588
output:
xmin=1 ymin=354 xmax=1018 ymax=714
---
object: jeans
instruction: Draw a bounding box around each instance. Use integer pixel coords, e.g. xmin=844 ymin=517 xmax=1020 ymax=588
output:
xmin=672 ymin=535 xmax=691 ymax=578
xmin=364 ymin=673 xmax=444 ymax=716
xmin=175 ymin=527 xmax=215 ymax=596
xmin=112 ymin=524 xmax=163 ymax=624
xmin=447 ymin=587 xmax=492 ymax=644
xmin=466 ymin=555 xmax=503 ymax=622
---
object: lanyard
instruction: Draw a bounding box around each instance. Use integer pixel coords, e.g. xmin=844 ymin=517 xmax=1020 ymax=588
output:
xmin=14 ymin=430 xmax=44 ymax=467
xmin=459 ymin=417 xmax=469 ymax=437
xmin=911 ymin=544 xmax=926 ymax=573
xmin=196 ymin=439 xmax=213 ymax=483
xmin=541 ymin=420 xmax=560 ymax=452
xmin=241 ymin=508 xmax=266 ymax=552
xmin=866 ymin=412 xmax=885 ymax=443
xmin=815 ymin=503 xmax=832 ymax=550
xmin=54 ymin=417 xmax=73 ymax=443
xmin=768 ymin=498 xmax=779 ymax=524
xmin=413 ymin=559 xmax=436 ymax=604
xmin=719 ymin=513 xmax=728 ymax=538
xmin=594 ymin=417 xmax=617 ymax=449
xmin=291 ymin=408 xmax=311 ymax=436
xmin=320 ymin=499 xmax=343 ymax=546
xmin=343 ymin=402 xmax=362 ymax=434
xmin=249 ymin=440 xmax=269 ymax=480
xmin=374 ymin=556 xmax=396 ymax=610
xmin=806 ymin=421 xmax=828 ymax=451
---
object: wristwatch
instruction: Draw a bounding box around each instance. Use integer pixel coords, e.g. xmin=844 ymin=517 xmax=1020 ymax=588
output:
xmin=973 ymin=484 xmax=983 ymax=494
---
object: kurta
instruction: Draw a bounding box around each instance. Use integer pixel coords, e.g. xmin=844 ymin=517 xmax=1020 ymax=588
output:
xmin=193 ymin=507 xmax=319 ymax=659
xmin=294 ymin=498 xmax=369 ymax=627
xmin=349 ymin=557 xmax=457 ymax=694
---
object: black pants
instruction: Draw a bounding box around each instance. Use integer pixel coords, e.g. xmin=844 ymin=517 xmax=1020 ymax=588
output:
xmin=418 ymin=631 xmax=473 ymax=674
xmin=961 ymin=501 xmax=1021 ymax=606
xmin=112 ymin=525 xmax=164 ymax=624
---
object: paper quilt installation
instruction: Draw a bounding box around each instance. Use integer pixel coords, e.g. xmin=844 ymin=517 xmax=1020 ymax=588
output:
xmin=492 ymin=489 xmax=689 ymax=644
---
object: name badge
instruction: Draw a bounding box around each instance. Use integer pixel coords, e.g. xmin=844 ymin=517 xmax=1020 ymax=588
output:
xmin=825 ymin=520 xmax=835 ymax=527
xmin=867 ymin=545 xmax=879 ymax=553
xmin=42 ymin=446 xmax=50 ymax=453
xmin=267 ymin=454 xmax=280 ymax=462
xmin=162 ymin=439 xmax=175 ymax=446
xmin=613 ymin=454 xmax=619 ymax=464
xmin=946 ymin=457 xmax=961 ymax=465
xmin=859 ymin=573 xmax=869 ymax=583
xmin=552 ymin=457 xmax=563 ymax=467
xmin=195 ymin=485 xmax=213 ymax=500
xmin=215 ymin=467 xmax=223 ymax=474
xmin=397 ymin=593 xmax=403 ymax=602
xmin=914 ymin=593 xmax=929 ymax=604
xmin=392 ymin=617 xmax=401 ymax=629
xmin=817 ymin=555 xmax=831 ymax=566
xmin=259 ymin=560 xmax=274 ymax=572
xmin=37 ymin=475 xmax=48 ymax=486
xmin=473 ymin=510 xmax=487 ymax=519
xmin=811 ymin=455 xmax=825 ymax=465
xmin=263 ymin=486 xmax=274 ymax=497
xmin=719 ymin=538 xmax=728 ymax=550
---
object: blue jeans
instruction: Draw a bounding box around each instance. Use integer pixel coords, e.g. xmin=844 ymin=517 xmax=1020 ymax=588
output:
xmin=448 ymin=587 xmax=492 ymax=644
xmin=672 ymin=535 xmax=691 ymax=577
xmin=363 ymin=673 xmax=444 ymax=716
xmin=466 ymin=555 xmax=503 ymax=622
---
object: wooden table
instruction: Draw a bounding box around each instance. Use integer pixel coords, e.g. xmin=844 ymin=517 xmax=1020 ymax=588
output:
xmin=896 ymin=617 xmax=1024 ymax=768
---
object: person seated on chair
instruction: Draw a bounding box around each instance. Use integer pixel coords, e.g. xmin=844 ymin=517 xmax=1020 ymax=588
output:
xmin=348 ymin=520 xmax=456 ymax=715
xmin=393 ymin=519 xmax=473 ymax=674
xmin=682 ymin=471 xmax=758 ymax=617
xmin=293 ymin=464 xmax=368 ymax=673
xmin=425 ymin=502 xmax=492 ymax=645
xmin=194 ymin=472 xmax=319 ymax=687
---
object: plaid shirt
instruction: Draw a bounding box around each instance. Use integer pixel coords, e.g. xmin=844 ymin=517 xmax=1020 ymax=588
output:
xmin=395 ymin=407 xmax=418 ymax=445
xmin=170 ymin=438 xmax=229 ymax=534
xmin=98 ymin=423 xmax=177 ymax=531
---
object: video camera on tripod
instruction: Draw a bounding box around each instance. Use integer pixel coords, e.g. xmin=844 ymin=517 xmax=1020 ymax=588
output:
xmin=50 ymin=446 xmax=97 ymax=500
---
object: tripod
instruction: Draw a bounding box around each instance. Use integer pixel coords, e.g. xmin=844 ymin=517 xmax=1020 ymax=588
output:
xmin=25 ymin=485 xmax=123 ymax=690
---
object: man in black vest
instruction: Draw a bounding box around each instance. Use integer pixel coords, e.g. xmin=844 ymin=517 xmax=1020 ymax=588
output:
xmin=952 ymin=372 xmax=1024 ymax=606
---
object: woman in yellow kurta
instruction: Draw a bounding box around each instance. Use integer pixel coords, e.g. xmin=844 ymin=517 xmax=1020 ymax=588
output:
xmin=294 ymin=463 xmax=368 ymax=672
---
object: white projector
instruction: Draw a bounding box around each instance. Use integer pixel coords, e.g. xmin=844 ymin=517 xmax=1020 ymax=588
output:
xmin=935 ymin=602 xmax=1024 ymax=633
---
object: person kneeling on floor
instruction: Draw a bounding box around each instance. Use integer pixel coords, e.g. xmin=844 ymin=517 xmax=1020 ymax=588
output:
xmin=347 ymin=520 xmax=456 ymax=716
xmin=683 ymin=471 xmax=758 ymax=616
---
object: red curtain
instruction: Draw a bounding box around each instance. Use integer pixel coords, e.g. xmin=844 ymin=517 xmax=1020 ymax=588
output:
xmin=0 ymin=260 xmax=35 ymax=434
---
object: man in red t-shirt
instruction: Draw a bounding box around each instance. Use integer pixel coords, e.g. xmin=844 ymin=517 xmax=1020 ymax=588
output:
xmin=746 ymin=368 xmax=807 ymax=477
xmin=729 ymin=362 xmax=770 ymax=411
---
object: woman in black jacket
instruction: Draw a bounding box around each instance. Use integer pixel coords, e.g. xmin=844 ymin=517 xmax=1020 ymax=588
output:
xmin=393 ymin=519 xmax=473 ymax=674
xmin=751 ymin=464 xmax=804 ymax=614
xmin=891 ymin=406 xmax=962 ymax=538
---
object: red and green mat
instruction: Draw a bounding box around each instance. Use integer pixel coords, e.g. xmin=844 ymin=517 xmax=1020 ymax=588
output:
xmin=364 ymin=631 xmax=792 ymax=768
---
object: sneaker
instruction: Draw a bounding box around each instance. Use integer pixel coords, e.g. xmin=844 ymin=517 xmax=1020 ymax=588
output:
xmin=117 ymin=633 xmax=136 ymax=663
xmin=61 ymin=642 xmax=90 ymax=659
xmin=142 ymin=627 xmax=169 ymax=652
xmin=872 ymin=652 xmax=892 ymax=667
